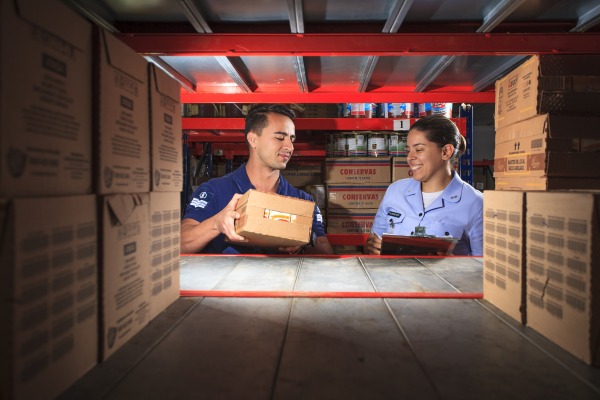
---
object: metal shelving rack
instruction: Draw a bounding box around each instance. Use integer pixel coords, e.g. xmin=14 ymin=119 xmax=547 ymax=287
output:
xmin=459 ymin=104 xmax=474 ymax=186
xmin=181 ymin=114 xmax=470 ymax=246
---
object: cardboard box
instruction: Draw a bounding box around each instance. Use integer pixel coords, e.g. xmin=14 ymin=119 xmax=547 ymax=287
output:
xmin=495 ymin=176 xmax=600 ymax=191
xmin=526 ymin=191 xmax=600 ymax=365
xmin=149 ymin=64 xmax=183 ymax=192
xmin=281 ymin=163 xmax=323 ymax=187
xmin=0 ymin=196 xmax=97 ymax=400
xmin=95 ymin=29 xmax=150 ymax=194
xmin=495 ymin=55 xmax=600 ymax=129
xmin=149 ymin=192 xmax=180 ymax=321
xmin=99 ymin=194 xmax=150 ymax=360
xmin=392 ymin=157 xmax=411 ymax=181
xmin=495 ymin=114 xmax=600 ymax=144
xmin=326 ymin=209 xmax=377 ymax=234
xmin=494 ymin=114 xmax=600 ymax=179
xmin=234 ymin=190 xmax=315 ymax=247
xmin=483 ymin=191 xmax=526 ymax=323
xmin=0 ymin=0 xmax=92 ymax=197
xmin=324 ymin=157 xmax=391 ymax=184
xmin=326 ymin=184 xmax=388 ymax=209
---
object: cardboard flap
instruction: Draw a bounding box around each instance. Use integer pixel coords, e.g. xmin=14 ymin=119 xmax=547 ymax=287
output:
xmin=150 ymin=64 xmax=181 ymax=103
xmin=106 ymin=194 xmax=145 ymax=226
xmin=15 ymin=0 xmax=91 ymax=51
xmin=101 ymin=29 xmax=146 ymax=83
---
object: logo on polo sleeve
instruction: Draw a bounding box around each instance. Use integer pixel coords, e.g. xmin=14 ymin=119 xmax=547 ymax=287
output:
xmin=190 ymin=191 xmax=213 ymax=208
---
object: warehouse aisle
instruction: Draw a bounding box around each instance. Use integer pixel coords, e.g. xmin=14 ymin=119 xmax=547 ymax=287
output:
xmin=59 ymin=256 xmax=600 ymax=399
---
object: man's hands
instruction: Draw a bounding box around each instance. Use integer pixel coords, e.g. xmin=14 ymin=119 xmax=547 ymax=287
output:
xmin=365 ymin=233 xmax=382 ymax=255
xmin=214 ymin=193 xmax=247 ymax=243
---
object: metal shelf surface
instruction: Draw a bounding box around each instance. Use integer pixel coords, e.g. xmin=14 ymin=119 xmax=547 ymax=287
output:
xmin=58 ymin=256 xmax=600 ymax=400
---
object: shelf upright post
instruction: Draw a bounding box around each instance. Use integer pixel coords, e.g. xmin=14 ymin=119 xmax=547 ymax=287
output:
xmin=181 ymin=131 xmax=192 ymax=217
xmin=458 ymin=104 xmax=474 ymax=186
xmin=205 ymin=143 xmax=213 ymax=177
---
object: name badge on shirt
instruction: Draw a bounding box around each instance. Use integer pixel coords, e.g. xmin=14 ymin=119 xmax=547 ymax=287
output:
xmin=387 ymin=211 xmax=401 ymax=218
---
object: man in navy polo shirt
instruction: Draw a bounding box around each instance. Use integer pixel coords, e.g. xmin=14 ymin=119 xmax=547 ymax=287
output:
xmin=181 ymin=104 xmax=333 ymax=254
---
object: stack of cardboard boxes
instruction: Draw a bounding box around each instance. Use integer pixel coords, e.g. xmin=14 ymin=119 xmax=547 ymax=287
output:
xmin=484 ymin=55 xmax=600 ymax=365
xmin=281 ymin=151 xmax=412 ymax=254
xmin=95 ymin=28 xmax=183 ymax=359
xmin=0 ymin=1 xmax=182 ymax=399
xmin=323 ymin=158 xmax=389 ymax=253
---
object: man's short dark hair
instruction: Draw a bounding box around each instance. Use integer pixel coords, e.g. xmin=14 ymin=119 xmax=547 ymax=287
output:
xmin=244 ymin=104 xmax=295 ymax=136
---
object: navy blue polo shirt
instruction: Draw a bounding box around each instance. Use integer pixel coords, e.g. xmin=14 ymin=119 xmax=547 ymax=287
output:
xmin=182 ymin=163 xmax=326 ymax=254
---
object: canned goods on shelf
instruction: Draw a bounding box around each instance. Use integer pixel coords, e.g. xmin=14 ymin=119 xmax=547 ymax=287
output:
xmin=431 ymin=103 xmax=453 ymax=118
xmin=344 ymin=103 xmax=376 ymax=118
xmin=388 ymin=131 xmax=407 ymax=156
xmin=368 ymin=132 xmax=389 ymax=157
xmin=328 ymin=132 xmax=348 ymax=157
xmin=386 ymin=103 xmax=414 ymax=118
xmin=415 ymin=103 xmax=431 ymax=117
xmin=345 ymin=132 xmax=367 ymax=156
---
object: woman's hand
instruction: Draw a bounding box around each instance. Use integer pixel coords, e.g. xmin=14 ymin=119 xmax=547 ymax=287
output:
xmin=365 ymin=233 xmax=382 ymax=255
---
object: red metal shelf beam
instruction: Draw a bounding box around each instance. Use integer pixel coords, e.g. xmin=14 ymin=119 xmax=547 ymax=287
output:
xmin=118 ymin=33 xmax=600 ymax=56
xmin=327 ymin=234 xmax=369 ymax=246
xmin=179 ymin=91 xmax=495 ymax=103
xmin=183 ymin=117 xmax=467 ymax=138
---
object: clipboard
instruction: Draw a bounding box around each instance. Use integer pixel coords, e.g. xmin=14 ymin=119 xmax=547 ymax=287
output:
xmin=380 ymin=233 xmax=459 ymax=255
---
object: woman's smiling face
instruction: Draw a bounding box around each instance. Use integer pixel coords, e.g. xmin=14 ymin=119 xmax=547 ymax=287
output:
xmin=406 ymin=129 xmax=449 ymax=184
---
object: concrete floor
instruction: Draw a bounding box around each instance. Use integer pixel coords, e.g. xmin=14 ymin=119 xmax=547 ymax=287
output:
xmin=59 ymin=256 xmax=600 ymax=399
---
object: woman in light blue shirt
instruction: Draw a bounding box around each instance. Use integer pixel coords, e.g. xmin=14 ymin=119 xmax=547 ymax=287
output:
xmin=365 ymin=115 xmax=483 ymax=256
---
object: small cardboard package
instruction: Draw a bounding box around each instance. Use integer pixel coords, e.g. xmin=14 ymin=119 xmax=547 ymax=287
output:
xmin=234 ymin=190 xmax=315 ymax=248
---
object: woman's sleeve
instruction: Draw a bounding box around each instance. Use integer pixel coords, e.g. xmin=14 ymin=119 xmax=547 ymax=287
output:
xmin=371 ymin=185 xmax=394 ymax=237
xmin=468 ymin=200 xmax=484 ymax=256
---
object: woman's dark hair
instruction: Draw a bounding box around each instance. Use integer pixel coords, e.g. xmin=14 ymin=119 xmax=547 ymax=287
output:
xmin=244 ymin=104 xmax=295 ymax=137
xmin=409 ymin=114 xmax=466 ymax=161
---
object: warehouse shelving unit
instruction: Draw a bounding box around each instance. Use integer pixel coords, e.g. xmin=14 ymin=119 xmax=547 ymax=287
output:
xmin=180 ymin=114 xmax=470 ymax=245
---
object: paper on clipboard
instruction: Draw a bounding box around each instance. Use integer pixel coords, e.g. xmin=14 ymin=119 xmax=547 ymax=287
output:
xmin=380 ymin=233 xmax=459 ymax=255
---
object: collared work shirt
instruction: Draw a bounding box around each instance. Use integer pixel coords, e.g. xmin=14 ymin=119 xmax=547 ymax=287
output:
xmin=182 ymin=164 xmax=325 ymax=254
xmin=372 ymin=172 xmax=483 ymax=256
